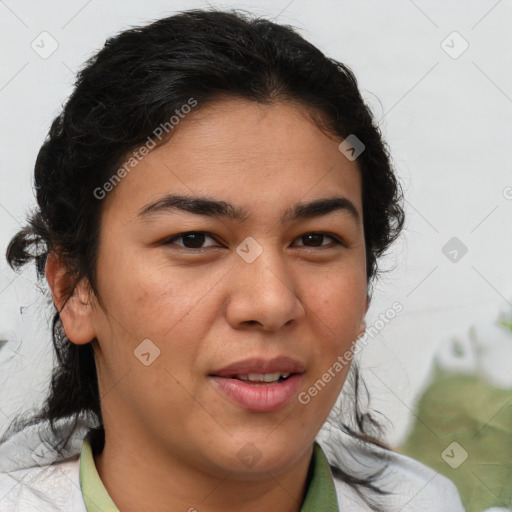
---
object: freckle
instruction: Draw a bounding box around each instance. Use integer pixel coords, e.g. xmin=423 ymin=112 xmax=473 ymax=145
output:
xmin=137 ymin=289 xmax=149 ymax=304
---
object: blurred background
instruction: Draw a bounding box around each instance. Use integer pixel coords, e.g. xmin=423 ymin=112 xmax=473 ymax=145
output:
xmin=1 ymin=1 xmax=511 ymax=510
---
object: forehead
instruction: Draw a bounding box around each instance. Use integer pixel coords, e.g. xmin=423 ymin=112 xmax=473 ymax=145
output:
xmin=102 ymin=98 xmax=362 ymax=220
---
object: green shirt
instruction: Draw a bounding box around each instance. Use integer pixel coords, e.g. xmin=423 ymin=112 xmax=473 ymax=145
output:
xmin=79 ymin=432 xmax=339 ymax=511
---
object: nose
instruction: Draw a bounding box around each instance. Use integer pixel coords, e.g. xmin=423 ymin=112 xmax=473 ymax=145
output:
xmin=225 ymin=243 xmax=306 ymax=331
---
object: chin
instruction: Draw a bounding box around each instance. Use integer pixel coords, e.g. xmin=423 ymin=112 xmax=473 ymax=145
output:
xmin=206 ymin=435 xmax=313 ymax=478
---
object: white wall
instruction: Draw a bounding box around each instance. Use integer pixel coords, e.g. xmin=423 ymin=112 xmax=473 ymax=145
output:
xmin=1 ymin=0 xmax=511 ymax=446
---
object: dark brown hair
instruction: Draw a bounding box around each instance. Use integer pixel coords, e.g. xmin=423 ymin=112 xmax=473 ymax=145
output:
xmin=5 ymin=8 xmax=404 ymax=510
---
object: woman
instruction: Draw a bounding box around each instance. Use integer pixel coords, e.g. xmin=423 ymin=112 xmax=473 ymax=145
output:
xmin=0 ymin=8 xmax=465 ymax=512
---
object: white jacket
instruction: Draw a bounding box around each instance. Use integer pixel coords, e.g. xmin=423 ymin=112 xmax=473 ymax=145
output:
xmin=0 ymin=419 xmax=466 ymax=511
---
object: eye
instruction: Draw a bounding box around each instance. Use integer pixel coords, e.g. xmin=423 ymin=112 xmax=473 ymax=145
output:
xmin=163 ymin=231 xmax=219 ymax=250
xmin=162 ymin=231 xmax=343 ymax=251
xmin=292 ymin=232 xmax=342 ymax=248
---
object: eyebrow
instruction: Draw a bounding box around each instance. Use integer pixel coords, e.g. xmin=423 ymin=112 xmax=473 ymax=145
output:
xmin=137 ymin=194 xmax=360 ymax=223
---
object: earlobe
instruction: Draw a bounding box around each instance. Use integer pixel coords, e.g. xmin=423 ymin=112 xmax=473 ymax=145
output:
xmin=45 ymin=252 xmax=96 ymax=345
xmin=357 ymin=295 xmax=369 ymax=338
xmin=357 ymin=319 xmax=366 ymax=339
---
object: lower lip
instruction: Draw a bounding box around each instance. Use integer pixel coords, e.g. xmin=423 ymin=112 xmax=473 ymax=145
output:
xmin=210 ymin=374 xmax=303 ymax=412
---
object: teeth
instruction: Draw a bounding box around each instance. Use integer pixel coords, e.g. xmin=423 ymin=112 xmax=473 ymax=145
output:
xmin=236 ymin=372 xmax=291 ymax=382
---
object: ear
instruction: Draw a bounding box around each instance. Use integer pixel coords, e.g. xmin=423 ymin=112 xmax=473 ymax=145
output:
xmin=45 ymin=252 xmax=96 ymax=345
xmin=357 ymin=295 xmax=370 ymax=338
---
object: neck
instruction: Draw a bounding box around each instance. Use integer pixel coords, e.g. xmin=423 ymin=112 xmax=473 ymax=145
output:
xmin=93 ymin=426 xmax=314 ymax=512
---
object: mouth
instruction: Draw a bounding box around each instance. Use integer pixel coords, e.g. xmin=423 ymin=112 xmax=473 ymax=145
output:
xmin=228 ymin=372 xmax=293 ymax=384
xmin=209 ymin=356 xmax=305 ymax=412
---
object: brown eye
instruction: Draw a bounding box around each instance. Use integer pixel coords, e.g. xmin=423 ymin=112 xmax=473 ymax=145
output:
xmin=164 ymin=231 xmax=218 ymax=249
xmin=294 ymin=233 xmax=341 ymax=248
xmin=162 ymin=231 xmax=342 ymax=252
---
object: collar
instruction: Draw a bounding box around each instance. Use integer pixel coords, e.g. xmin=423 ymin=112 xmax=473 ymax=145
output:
xmin=79 ymin=431 xmax=339 ymax=511
xmin=79 ymin=431 xmax=118 ymax=512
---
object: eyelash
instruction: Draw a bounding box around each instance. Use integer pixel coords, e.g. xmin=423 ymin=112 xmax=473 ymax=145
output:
xmin=162 ymin=231 xmax=344 ymax=251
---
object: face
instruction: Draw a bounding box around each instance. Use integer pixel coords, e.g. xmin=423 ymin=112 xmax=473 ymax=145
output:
xmin=59 ymin=98 xmax=368 ymax=478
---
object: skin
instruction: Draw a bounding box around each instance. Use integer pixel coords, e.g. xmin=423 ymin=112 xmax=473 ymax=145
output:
xmin=46 ymin=98 xmax=368 ymax=512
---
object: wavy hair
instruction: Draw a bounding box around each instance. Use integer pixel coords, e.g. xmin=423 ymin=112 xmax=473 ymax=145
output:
xmin=5 ymin=8 xmax=404 ymax=510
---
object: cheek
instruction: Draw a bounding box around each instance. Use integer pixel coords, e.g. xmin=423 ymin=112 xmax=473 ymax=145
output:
xmin=95 ymin=249 xmax=204 ymax=335
xmin=305 ymin=269 xmax=367 ymax=384
xmin=129 ymin=268 xmax=224 ymax=335
xmin=94 ymin=265 xmax=227 ymax=384
xmin=310 ymin=269 xmax=367 ymax=328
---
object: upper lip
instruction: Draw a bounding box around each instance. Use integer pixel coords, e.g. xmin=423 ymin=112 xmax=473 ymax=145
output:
xmin=210 ymin=356 xmax=306 ymax=377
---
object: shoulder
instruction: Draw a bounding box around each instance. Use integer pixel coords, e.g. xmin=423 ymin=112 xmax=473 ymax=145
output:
xmin=318 ymin=430 xmax=466 ymax=512
xmin=0 ymin=419 xmax=89 ymax=512
xmin=333 ymin=449 xmax=465 ymax=512
xmin=0 ymin=456 xmax=86 ymax=512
